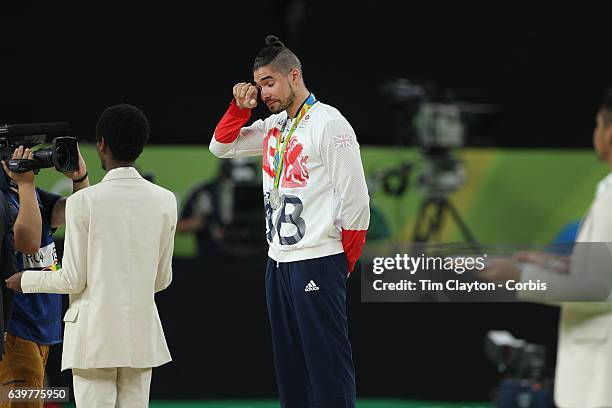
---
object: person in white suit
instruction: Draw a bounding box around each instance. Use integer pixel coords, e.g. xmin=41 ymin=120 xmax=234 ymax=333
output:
xmin=482 ymin=89 xmax=612 ymax=408
xmin=6 ymin=104 xmax=177 ymax=408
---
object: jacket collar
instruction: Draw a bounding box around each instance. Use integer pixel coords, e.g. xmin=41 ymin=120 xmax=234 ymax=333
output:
xmin=101 ymin=166 xmax=142 ymax=183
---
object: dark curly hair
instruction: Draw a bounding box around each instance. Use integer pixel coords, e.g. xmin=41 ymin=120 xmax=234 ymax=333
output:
xmin=253 ymin=35 xmax=302 ymax=74
xmin=95 ymin=103 xmax=149 ymax=162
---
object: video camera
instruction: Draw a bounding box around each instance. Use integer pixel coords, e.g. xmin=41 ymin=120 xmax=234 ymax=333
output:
xmin=485 ymin=330 xmax=547 ymax=379
xmin=485 ymin=331 xmax=553 ymax=407
xmin=379 ymin=78 xmax=499 ymax=196
xmin=0 ymin=122 xmax=80 ymax=174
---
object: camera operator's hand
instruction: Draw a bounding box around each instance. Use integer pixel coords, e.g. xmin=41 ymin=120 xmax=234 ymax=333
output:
xmin=1 ymin=146 xmax=35 ymax=187
xmin=62 ymin=143 xmax=88 ymax=182
xmin=233 ymin=82 xmax=258 ymax=109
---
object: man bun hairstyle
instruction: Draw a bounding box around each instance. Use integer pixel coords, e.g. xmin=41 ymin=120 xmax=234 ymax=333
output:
xmin=265 ymin=35 xmax=285 ymax=48
xmin=95 ymin=103 xmax=150 ymax=162
xmin=253 ymin=35 xmax=302 ymax=75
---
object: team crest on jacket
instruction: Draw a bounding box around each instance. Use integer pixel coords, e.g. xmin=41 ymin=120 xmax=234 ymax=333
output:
xmin=262 ymin=127 xmax=310 ymax=188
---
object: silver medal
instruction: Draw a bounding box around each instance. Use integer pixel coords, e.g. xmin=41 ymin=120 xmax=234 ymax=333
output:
xmin=270 ymin=189 xmax=281 ymax=210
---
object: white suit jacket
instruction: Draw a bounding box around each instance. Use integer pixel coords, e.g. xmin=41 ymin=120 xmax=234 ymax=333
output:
xmin=21 ymin=167 xmax=176 ymax=371
xmin=520 ymin=172 xmax=612 ymax=408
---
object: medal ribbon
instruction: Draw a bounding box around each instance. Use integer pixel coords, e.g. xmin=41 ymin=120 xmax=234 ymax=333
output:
xmin=273 ymin=94 xmax=317 ymax=189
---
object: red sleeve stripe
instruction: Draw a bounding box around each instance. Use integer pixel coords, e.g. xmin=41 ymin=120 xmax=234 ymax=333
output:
xmin=214 ymin=99 xmax=252 ymax=143
xmin=342 ymin=229 xmax=367 ymax=274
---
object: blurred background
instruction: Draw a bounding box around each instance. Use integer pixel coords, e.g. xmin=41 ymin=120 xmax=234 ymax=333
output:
xmin=2 ymin=1 xmax=611 ymax=406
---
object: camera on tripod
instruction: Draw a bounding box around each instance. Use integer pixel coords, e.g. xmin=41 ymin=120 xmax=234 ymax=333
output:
xmin=380 ymin=78 xmax=481 ymax=196
xmin=375 ymin=79 xmax=499 ymax=243
xmin=0 ymin=122 xmax=80 ymax=174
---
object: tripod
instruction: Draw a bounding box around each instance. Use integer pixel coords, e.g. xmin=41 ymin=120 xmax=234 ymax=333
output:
xmin=411 ymin=192 xmax=480 ymax=302
xmin=413 ymin=192 xmax=477 ymax=244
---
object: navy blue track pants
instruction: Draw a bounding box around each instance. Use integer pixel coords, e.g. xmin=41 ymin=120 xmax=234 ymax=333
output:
xmin=265 ymin=253 xmax=356 ymax=408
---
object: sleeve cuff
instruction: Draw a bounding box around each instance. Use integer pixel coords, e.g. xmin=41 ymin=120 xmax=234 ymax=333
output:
xmin=21 ymin=270 xmax=41 ymax=293
xmin=228 ymin=99 xmax=252 ymax=118
xmin=342 ymin=229 xmax=368 ymax=273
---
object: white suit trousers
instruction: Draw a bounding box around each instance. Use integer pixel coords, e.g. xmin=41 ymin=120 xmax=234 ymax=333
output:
xmin=72 ymin=367 xmax=152 ymax=408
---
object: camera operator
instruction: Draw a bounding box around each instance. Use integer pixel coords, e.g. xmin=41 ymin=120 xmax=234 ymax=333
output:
xmin=177 ymin=161 xmax=231 ymax=259
xmin=0 ymin=193 xmax=17 ymax=361
xmin=0 ymin=144 xmax=88 ymax=407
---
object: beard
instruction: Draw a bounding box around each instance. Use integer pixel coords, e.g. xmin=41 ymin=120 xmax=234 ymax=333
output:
xmin=267 ymin=83 xmax=296 ymax=114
